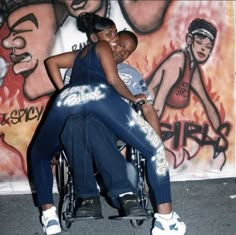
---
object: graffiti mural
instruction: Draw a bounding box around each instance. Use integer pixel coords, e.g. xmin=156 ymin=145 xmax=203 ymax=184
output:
xmin=0 ymin=0 xmax=235 ymax=194
xmin=146 ymin=17 xmax=232 ymax=179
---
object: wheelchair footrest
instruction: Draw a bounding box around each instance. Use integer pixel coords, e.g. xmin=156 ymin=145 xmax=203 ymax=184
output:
xmin=73 ymin=215 xmax=104 ymax=221
xmin=108 ymin=215 xmax=150 ymax=220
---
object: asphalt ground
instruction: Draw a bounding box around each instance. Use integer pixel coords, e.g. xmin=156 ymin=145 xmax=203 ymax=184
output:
xmin=1 ymin=178 xmax=236 ymax=235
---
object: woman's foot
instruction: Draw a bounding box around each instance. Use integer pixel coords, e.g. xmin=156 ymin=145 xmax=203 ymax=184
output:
xmin=41 ymin=206 xmax=61 ymax=235
xmin=152 ymin=211 xmax=186 ymax=235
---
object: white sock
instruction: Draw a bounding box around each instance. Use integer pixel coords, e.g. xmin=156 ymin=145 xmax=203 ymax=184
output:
xmin=43 ymin=206 xmax=56 ymax=217
xmin=119 ymin=192 xmax=134 ymax=197
xmin=158 ymin=212 xmax=172 ymax=220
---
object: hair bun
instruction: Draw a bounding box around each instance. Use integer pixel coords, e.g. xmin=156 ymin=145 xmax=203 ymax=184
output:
xmin=76 ymin=12 xmax=98 ymax=33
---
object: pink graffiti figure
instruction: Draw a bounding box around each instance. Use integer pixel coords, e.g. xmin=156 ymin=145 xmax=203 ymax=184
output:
xmin=148 ymin=18 xmax=221 ymax=132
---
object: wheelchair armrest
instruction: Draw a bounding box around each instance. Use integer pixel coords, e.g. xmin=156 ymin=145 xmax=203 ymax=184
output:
xmin=132 ymin=99 xmax=146 ymax=114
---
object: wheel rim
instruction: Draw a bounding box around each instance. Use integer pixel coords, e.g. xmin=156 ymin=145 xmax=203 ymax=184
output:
xmin=60 ymin=195 xmax=73 ymax=231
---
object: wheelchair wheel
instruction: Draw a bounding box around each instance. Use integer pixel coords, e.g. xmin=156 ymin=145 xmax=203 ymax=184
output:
xmin=127 ymin=149 xmax=152 ymax=228
xmin=130 ymin=219 xmax=145 ymax=228
xmin=56 ymin=151 xmax=69 ymax=197
xmin=60 ymin=195 xmax=73 ymax=231
xmin=130 ymin=195 xmax=150 ymax=228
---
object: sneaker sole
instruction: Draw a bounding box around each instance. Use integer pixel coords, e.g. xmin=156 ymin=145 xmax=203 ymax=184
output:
xmin=43 ymin=225 xmax=62 ymax=235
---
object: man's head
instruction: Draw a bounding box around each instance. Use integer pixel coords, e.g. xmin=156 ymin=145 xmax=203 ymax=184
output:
xmin=186 ymin=18 xmax=217 ymax=64
xmin=113 ymin=30 xmax=138 ymax=64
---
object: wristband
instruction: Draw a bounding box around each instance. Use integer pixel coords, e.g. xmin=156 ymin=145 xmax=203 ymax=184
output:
xmin=135 ymin=99 xmax=146 ymax=108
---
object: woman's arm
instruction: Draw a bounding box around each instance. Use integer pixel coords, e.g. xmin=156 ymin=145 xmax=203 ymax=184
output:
xmin=44 ymin=51 xmax=78 ymax=90
xmin=96 ymin=41 xmax=146 ymax=103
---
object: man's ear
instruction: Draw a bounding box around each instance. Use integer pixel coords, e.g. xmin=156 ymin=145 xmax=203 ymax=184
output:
xmin=186 ymin=33 xmax=193 ymax=45
xmin=90 ymin=33 xmax=98 ymax=43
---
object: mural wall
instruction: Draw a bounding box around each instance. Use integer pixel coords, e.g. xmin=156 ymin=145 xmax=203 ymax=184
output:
xmin=0 ymin=0 xmax=235 ymax=194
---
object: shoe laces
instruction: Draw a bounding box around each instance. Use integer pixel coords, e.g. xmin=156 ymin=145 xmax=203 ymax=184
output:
xmin=42 ymin=207 xmax=59 ymax=226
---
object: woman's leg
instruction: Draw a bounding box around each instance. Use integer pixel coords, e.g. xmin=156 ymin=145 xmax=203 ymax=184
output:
xmin=88 ymin=93 xmax=172 ymax=212
xmin=28 ymin=95 xmax=75 ymax=235
xmin=29 ymin=91 xmax=83 ymax=206
xmin=30 ymin=84 xmax=170 ymax=211
xmin=29 ymin=106 xmax=65 ymax=206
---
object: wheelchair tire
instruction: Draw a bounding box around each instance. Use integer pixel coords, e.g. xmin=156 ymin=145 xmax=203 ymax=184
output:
xmin=130 ymin=219 xmax=145 ymax=228
xmin=56 ymin=152 xmax=69 ymax=197
xmin=60 ymin=195 xmax=73 ymax=231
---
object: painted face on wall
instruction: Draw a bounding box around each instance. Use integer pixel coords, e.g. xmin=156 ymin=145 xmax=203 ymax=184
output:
xmin=60 ymin=0 xmax=107 ymax=17
xmin=2 ymin=4 xmax=57 ymax=100
xmin=191 ymin=35 xmax=214 ymax=64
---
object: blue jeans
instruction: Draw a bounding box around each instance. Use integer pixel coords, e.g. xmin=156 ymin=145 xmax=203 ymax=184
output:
xmin=29 ymin=83 xmax=171 ymax=206
xmin=60 ymin=113 xmax=136 ymax=200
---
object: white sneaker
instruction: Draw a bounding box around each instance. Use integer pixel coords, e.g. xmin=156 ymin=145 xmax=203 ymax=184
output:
xmin=152 ymin=211 xmax=186 ymax=235
xmin=41 ymin=206 xmax=61 ymax=235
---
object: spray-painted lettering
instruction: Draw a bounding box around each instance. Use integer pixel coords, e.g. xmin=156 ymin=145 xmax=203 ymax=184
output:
xmin=58 ymin=85 xmax=106 ymax=107
xmin=161 ymin=121 xmax=230 ymax=155
xmin=0 ymin=106 xmax=44 ymax=125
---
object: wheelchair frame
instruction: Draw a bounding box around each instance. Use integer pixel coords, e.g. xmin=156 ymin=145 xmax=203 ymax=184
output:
xmin=56 ymin=144 xmax=152 ymax=231
xmin=56 ymin=101 xmax=153 ymax=230
xmin=56 ymin=150 xmax=75 ymax=230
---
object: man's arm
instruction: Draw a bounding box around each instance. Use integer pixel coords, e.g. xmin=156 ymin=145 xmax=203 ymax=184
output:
xmin=117 ymin=63 xmax=162 ymax=137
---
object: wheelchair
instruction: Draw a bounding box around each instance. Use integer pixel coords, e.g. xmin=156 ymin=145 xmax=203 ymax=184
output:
xmin=55 ymin=102 xmax=153 ymax=231
xmin=56 ymin=144 xmax=152 ymax=231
